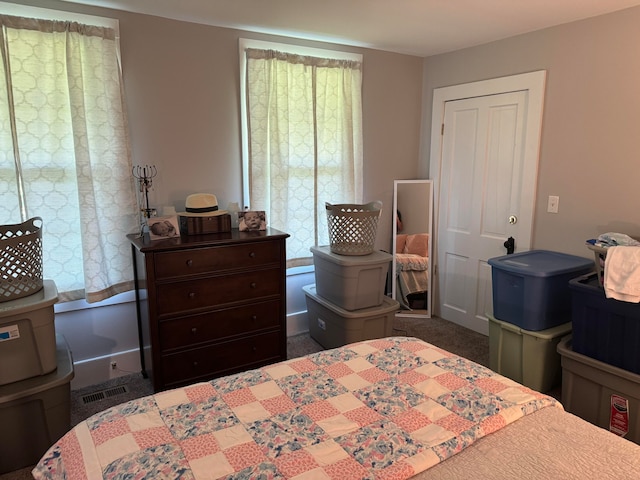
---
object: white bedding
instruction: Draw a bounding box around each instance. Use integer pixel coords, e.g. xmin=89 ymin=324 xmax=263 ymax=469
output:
xmin=419 ymin=405 xmax=640 ymax=479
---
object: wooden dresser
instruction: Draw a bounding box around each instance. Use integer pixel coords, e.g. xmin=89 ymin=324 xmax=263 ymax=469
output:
xmin=128 ymin=228 xmax=289 ymax=392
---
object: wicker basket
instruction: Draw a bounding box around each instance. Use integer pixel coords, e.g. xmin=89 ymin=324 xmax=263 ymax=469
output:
xmin=325 ymin=201 xmax=382 ymax=255
xmin=0 ymin=217 xmax=43 ymax=302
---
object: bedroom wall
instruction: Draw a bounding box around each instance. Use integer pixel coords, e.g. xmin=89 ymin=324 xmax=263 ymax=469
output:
xmin=8 ymin=0 xmax=424 ymax=387
xmin=421 ymin=6 xmax=640 ymax=260
xmin=14 ymin=0 xmax=424 ymax=251
xmin=117 ymin=13 xmax=423 ymax=250
xmin=14 ymin=1 xmax=640 ymax=388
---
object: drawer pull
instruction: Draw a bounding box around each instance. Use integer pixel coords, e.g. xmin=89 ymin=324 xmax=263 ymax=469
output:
xmin=250 ymin=282 xmax=257 ymax=289
xmin=191 ymin=327 xmax=197 ymax=335
xmin=193 ymin=361 xmax=199 ymax=368
xmin=186 ymin=259 xmax=193 ymax=267
xmin=251 ymin=315 xmax=257 ymax=322
xmin=188 ymin=292 xmax=196 ymax=299
xmin=252 ymin=346 xmax=257 ymax=353
xmin=249 ymin=252 xmax=256 ymax=258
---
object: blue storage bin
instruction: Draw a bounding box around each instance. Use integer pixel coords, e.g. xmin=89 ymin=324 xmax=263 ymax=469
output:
xmin=489 ymin=250 xmax=594 ymax=331
xmin=569 ymin=273 xmax=640 ymax=374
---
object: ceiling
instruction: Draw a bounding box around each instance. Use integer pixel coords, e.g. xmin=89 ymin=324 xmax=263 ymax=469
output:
xmin=60 ymin=0 xmax=640 ymax=57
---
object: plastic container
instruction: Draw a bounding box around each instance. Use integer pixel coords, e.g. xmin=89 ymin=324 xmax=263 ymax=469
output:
xmin=0 ymin=334 xmax=74 ymax=473
xmin=569 ymin=273 xmax=640 ymax=374
xmin=0 ymin=279 xmax=58 ymax=385
xmin=488 ymin=250 xmax=594 ymax=331
xmin=558 ymin=336 xmax=640 ymax=444
xmin=488 ymin=313 xmax=571 ymax=392
xmin=310 ymin=246 xmax=391 ymax=311
xmin=303 ymin=284 xmax=398 ymax=349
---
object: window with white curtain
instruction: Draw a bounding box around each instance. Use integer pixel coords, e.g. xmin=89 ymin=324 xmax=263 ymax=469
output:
xmin=0 ymin=11 xmax=138 ymax=303
xmin=240 ymin=39 xmax=363 ymax=267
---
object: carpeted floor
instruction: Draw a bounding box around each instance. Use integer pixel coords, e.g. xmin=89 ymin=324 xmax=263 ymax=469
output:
xmin=2 ymin=316 xmax=488 ymax=479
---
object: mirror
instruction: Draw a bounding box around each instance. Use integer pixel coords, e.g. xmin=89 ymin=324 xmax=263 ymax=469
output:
xmin=392 ymin=180 xmax=433 ymax=318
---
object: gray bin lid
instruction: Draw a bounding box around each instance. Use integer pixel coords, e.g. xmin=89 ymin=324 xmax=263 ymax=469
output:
xmin=0 ymin=280 xmax=58 ymax=318
xmin=310 ymin=245 xmax=392 ymax=266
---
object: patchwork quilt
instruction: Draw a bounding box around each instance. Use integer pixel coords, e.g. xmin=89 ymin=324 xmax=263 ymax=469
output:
xmin=33 ymin=337 xmax=560 ymax=480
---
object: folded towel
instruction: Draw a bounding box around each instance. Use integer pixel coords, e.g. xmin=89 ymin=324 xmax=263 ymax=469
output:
xmin=597 ymin=232 xmax=640 ymax=248
xmin=604 ymin=246 xmax=640 ymax=303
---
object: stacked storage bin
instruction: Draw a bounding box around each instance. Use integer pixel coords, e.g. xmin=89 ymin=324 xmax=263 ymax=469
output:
xmin=0 ymin=281 xmax=75 ymax=473
xmin=558 ymin=245 xmax=640 ymax=444
xmin=304 ymin=202 xmax=399 ymax=349
xmin=487 ymin=250 xmax=593 ymax=392
xmin=0 ymin=218 xmax=75 ymax=471
xmin=304 ymin=246 xmax=399 ymax=349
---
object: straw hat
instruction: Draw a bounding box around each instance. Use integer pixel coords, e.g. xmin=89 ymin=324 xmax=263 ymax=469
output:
xmin=178 ymin=193 xmax=228 ymax=217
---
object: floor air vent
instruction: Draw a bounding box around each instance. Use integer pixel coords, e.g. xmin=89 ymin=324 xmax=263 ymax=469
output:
xmin=82 ymin=385 xmax=129 ymax=404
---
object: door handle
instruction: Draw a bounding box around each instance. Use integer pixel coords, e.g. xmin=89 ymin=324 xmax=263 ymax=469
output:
xmin=504 ymin=236 xmax=515 ymax=254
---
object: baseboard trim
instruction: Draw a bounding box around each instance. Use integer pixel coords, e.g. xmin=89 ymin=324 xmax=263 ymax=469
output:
xmin=71 ymin=348 xmax=141 ymax=390
xmin=286 ymin=310 xmax=309 ymax=337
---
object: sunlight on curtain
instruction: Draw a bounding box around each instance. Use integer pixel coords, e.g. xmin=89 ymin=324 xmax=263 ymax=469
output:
xmin=245 ymin=49 xmax=363 ymax=267
xmin=0 ymin=15 xmax=138 ymax=303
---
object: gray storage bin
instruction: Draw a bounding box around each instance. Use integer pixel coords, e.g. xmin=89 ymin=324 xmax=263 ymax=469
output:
xmin=0 ymin=334 xmax=74 ymax=473
xmin=0 ymin=279 xmax=58 ymax=385
xmin=304 ymin=284 xmax=398 ymax=349
xmin=559 ymin=336 xmax=640 ymax=444
xmin=310 ymin=246 xmax=391 ymax=311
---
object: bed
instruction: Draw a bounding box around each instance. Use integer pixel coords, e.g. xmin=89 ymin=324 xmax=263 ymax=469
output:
xmin=32 ymin=336 xmax=640 ymax=479
xmin=395 ymin=233 xmax=429 ymax=310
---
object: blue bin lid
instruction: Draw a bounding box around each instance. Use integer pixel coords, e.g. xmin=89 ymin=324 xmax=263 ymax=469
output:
xmin=488 ymin=250 xmax=594 ymax=277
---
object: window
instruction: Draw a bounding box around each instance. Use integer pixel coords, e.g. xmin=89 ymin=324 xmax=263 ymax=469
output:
xmin=0 ymin=9 xmax=138 ymax=303
xmin=240 ymin=39 xmax=363 ymax=267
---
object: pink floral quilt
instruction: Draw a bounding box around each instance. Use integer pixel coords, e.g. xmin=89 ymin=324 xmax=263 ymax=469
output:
xmin=33 ymin=337 xmax=560 ymax=480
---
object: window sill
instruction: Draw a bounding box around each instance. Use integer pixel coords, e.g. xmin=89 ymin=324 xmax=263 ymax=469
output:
xmin=54 ymin=290 xmax=137 ymax=314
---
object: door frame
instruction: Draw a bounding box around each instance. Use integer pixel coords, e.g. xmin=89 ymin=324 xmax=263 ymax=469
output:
xmin=428 ymin=71 xmax=546 ymax=322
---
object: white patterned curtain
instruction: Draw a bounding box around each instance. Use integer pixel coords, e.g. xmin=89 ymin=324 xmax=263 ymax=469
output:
xmin=0 ymin=15 xmax=138 ymax=303
xmin=245 ymin=49 xmax=363 ymax=266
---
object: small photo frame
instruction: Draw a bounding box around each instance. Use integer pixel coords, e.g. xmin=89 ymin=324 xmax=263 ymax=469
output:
xmin=239 ymin=210 xmax=266 ymax=231
xmin=147 ymin=215 xmax=180 ymax=240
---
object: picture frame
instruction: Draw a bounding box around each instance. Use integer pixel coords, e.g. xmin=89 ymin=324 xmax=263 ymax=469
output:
xmin=238 ymin=210 xmax=267 ymax=231
xmin=147 ymin=215 xmax=180 ymax=240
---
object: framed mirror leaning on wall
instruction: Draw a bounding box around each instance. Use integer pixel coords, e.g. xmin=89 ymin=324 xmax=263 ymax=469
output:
xmin=392 ymin=180 xmax=433 ymax=318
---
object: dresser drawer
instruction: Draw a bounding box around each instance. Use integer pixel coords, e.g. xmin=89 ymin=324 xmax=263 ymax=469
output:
xmin=129 ymin=230 xmax=289 ymax=392
xmin=156 ymin=268 xmax=281 ymax=316
xmin=159 ymin=300 xmax=281 ymax=350
xmin=153 ymin=241 xmax=282 ymax=279
xmin=161 ymin=330 xmax=283 ymax=387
